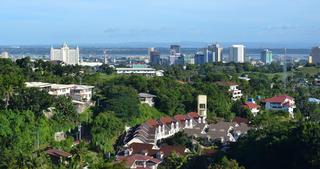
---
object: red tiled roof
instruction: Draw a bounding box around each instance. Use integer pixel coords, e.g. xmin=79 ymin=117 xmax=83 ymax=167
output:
xmin=215 ymin=81 xmax=238 ymax=87
xmin=46 ymin=149 xmax=72 ymax=158
xmin=187 ymin=112 xmax=199 ymax=118
xmin=243 ymin=102 xmax=260 ymax=109
xmin=128 ymin=143 xmax=156 ymax=155
xmin=117 ymin=154 xmax=161 ymax=168
xmin=145 ymin=119 xmax=159 ymax=127
xmin=160 ymin=145 xmax=187 ymax=157
xmin=174 ymin=114 xmax=189 ymax=121
xmin=262 ymin=95 xmax=293 ymax=103
xmin=233 ymin=117 xmax=249 ymax=125
xmin=160 ymin=116 xmax=174 ymax=124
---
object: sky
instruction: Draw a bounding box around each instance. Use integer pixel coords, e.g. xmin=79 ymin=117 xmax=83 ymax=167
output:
xmin=0 ymin=0 xmax=320 ymax=46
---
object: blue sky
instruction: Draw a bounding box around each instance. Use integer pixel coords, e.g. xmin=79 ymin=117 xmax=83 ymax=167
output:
xmin=0 ymin=0 xmax=319 ymax=46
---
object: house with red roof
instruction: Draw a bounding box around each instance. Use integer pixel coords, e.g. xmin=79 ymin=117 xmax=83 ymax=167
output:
xmin=243 ymin=102 xmax=260 ymax=116
xmin=117 ymin=154 xmax=161 ymax=169
xmin=262 ymin=95 xmax=296 ymax=117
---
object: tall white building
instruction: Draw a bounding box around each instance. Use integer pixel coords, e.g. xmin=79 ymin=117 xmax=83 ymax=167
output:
xmin=50 ymin=43 xmax=80 ymax=65
xmin=208 ymin=43 xmax=223 ymax=62
xmin=229 ymin=45 xmax=245 ymax=63
xmin=0 ymin=51 xmax=9 ymax=59
xmin=311 ymin=46 xmax=320 ymax=64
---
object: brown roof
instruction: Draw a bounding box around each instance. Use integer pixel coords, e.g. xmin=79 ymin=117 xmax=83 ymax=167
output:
xmin=187 ymin=112 xmax=199 ymax=118
xmin=215 ymin=81 xmax=238 ymax=87
xmin=262 ymin=95 xmax=293 ymax=103
xmin=160 ymin=116 xmax=174 ymax=124
xmin=160 ymin=145 xmax=187 ymax=157
xmin=46 ymin=149 xmax=72 ymax=158
xmin=243 ymin=102 xmax=260 ymax=109
xmin=129 ymin=143 xmax=157 ymax=155
xmin=174 ymin=114 xmax=189 ymax=121
xmin=233 ymin=117 xmax=249 ymax=125
xmin=117 ymin=154 xmax=161 ymax=168
xmin=145 ymin=119 xmax=159 ymax=127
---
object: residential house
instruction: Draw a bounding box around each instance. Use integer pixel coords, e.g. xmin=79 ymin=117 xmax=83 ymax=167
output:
xmin=117 ymin=154 xmax=161 ymax=169
xmin=216 ymin=81 xmax=243 ymax=101
xmin=262 ymin=95 xmax=296 ymax=117
xmin=139 ymin=93 xmax=156 ymax=107
xmin=243 ymin=102 xmax=260 ymax=116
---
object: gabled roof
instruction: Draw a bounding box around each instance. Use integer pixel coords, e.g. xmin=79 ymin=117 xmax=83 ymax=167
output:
xmin=145 ymin=119 xmax=159 ymax=127
xmin=139 ymin=93 xmax=157 ymax=98
xmin=233 ymin=117 xmax=249 ymax=125
xmin=243 ymin=102 xmax=260 ymax=109
xmin=187 ymin=112 xmax=199 ymax=119
xmin=129 ymin=143 xmax=158 ymax=155
xmin=160 ymin=117 xmax=174 ymax=124
xmin=174 ymin=114 xmax=190 ymax=121
xmin=159 ymin=145 xmax=187 ymax=157
xmin=215 ymin=81 xmax=238 ymax=87
xmin=262 ymin=95 xmax=294 ymax=103
xmin=117 ymin=154 xmax=161 ymax=168
xmin=46 ymin=148 xmax=72 ymax=158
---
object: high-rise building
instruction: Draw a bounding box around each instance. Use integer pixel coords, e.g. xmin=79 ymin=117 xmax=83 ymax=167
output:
xmin=50 ymin=43 xmax=80 ymax=65
xmin=308 ymin=56 xmax=313 ymax=64
xmin=170 ymin=45 xmax=181 ymax=54
xmin=311 ymin=46 xmax=320 ymax=64
xmin=261 ymin=49 xmax=273 ymax=64
xmin=103 ymin=49 xmax=109 ymax=64
xmin=0 ymin=51 xmax=9 ymax=59
xmin=208 ymin=43 xmax=223 ymax=62
xmin=229 ymin=45 xmax=245 ymax=63
xmin=183 ymin=54 xmax=195 ymax=65
xmin=194 ymin=51 xmax=206 ymax=65
xmin=150 ymin=50 xmax=161 ymax=65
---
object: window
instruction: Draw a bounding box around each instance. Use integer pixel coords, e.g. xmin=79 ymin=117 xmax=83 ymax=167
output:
xmin=200 ymin=104 xmax=206 ymax=108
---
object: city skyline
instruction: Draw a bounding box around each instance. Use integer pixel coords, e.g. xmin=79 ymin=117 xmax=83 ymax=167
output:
xmin=1 ymin=0 xmax=320 ymax=46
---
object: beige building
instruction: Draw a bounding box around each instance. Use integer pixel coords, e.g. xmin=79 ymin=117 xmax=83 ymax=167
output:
xmin=197 ymin=95 xmax=207 ymax=119
xmin=50 ymin=43 xmax=80 ymax=65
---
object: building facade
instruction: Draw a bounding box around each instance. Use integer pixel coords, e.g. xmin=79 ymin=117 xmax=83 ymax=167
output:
xmin=262 ymin=95 xmax=296 ymax=118
xmin=150 ymin=50 xmax=161 ymax=65
xmin=311 ymin=46 xmax=320 ymax=64
xmin=229 ymin=45 xmax=245 ymax=63
xmin=207 ymin=43 xmax=223 ymax=62
xmin=50 ymin=43 xmax=80 ymax=65
xmin=261 ymin=49 xmax=273 ymax=64
xmin=194 ymin=51 xmax=206 ymax=65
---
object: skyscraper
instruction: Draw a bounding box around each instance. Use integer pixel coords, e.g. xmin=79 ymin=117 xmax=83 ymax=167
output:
xmin=103 ymin=49 xmax=109 ymax=64
xmin=261 ymin=49 xmax=273 ymax=64
xmin=50 ymin=43 xmax=80 ymax=65
xmin=229 ymin=45 xmax=245 ymax=63
xmin=208 ymin=43 xmax=223 ymax=62
xmin=150 ymin=50 xmax=161 ymax=65
xmin=0 ymin=51 xmax=9 ymax=59
xmin=194 ymin=51 xmax=206 ymax=65
xmin=311 ymin=46 xmax=320 ymax=64
xmin=170 ymin=45 xmax=181 ymax=54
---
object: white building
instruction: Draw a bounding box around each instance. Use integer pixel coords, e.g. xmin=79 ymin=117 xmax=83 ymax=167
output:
xmin=50 ymin=43 xmax=80 ymax=65
xmin=262 ymin=95 xmax=296 ymax=118
xmin=139 ymin=93 xmax=156 ymax=107
xmin=25 ymin=82 xmax=94 ymax=113
xmin=116 ymin=68 xmax=164 ymax=77
xmin=216 ymin=82 xmax=243 ymax=101
xmin=197 ymin=95 xmax=207 ymax=120
xmin=229 ymin=45 xmax=245 ymax=63
xmin=0 ymin=51 xmax=9 ymax=59
xmin=243 ymin=102 xmax=260 ymax=116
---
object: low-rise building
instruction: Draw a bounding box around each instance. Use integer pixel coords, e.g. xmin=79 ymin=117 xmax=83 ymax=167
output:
xmin=116 ymin=68 xmax=164 ymax=77
xmin=25 ymin=82 xmax=94 ymax=113
xmin=216 ymin=81 xmax=243 ymax=101
xmin=139 ymin=93 xmax=156 ymax=107
xmin=243 ymin=102 xmax=260 ymax=116
xmin=262 ymin=95 xmax=296 ymax=117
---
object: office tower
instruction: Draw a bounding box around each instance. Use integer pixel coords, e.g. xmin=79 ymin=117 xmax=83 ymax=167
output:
xmin=50 ymin=43 xmax=80 ymax=65
xmin=311 ymin=46 xmax=320 ymax=64
xmin=261 ymin=49 xmax=273 ymax=64
xmin=208 ymin=43 xmax=223 ymax=62
xmin=229 ymin=45 xmax=245 ymax=63
xmin=150 ymin=50 xmax=161 ymax=65
xmin=183 ymin=54 xmax=195 ymax=65
xmin=0 ymin=51 xmax=9 ymax=59
xmin=308 ymin=56 xmax=313 ymax=64
xmin=104 ymin=49 xmax=109 ymax=64
xmin=170 ymin=45 xmax=181 ymax=54
xmin=194 ymin=51 xmax=206 ymax=65
xmin=148 ymin=47 xmax=155 ymax=56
